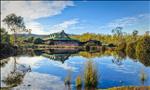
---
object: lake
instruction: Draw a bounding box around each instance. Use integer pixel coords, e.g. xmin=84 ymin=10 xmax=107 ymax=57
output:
xmin=1 ymin=49 xmax=150 ymax=90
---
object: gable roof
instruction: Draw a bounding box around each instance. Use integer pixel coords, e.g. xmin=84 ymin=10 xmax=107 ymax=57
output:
xmin=43 ymin=30 xmax=79 ymax=41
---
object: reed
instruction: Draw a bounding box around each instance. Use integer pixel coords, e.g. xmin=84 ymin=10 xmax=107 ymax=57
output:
xmin=76 ymin=75 xmax=82 ymax=87
xmin=84 ymin=60 xmax=98 ymax=88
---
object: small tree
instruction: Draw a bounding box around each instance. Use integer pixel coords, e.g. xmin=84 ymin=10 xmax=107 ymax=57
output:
xmin=3 ymin=14 xmax=26 ymax=46
xmin=132 ymin=30 xmax=138 ymax=40
xmin=34 ymin=38 xmax=43 ymax=44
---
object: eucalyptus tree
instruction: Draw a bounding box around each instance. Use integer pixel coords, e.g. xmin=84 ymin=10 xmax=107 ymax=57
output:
xmin=145 ymin=31 xmax=150 ymax=36
xmin=2 ymin=14 xmax=26 ymax=46
xmin=132 ymin=30 xmax=138 ymax=40
xmin=112 ymin=27 xmax=123 ymax=37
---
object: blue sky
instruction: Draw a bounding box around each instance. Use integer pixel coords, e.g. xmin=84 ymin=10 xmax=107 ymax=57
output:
xmin=1 ymin=1 xmax=150 ymax=35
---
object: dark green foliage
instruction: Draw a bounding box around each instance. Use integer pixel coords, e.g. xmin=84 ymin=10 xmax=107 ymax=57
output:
xmin=108 ymin=43 xmax=116 ymax=47
xmin=34 ymin=38 xmax=43 ymax=44
xmin=126 ymin=41 xmax=137 ymax=59
xmin=2 ymin=14 xmax=25 ymax=30
xmin=27 ymin=37 xmax=34 ymax=43
xmin=136 ymin=35 xmax=150 ymax=66
xmin=3 ymin=72 xmax=24 ymax=87
xmin=2 ymin=14 xmax=26 ymax=46
xmin=117 ymin=41 xmax=127 ymax=51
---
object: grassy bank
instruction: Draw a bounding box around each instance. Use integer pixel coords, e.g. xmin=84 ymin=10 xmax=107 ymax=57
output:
xmin=107 ymin=86 xmax=150 ymax=90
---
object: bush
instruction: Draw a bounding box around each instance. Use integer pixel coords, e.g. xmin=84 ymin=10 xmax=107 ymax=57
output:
xmin=136 ymin=35 xmax=150 ymax=66
xmin=34 ymin=38 xmax=43 ymax=44
xmin=84 ymin=60 xmax=98 ymax=87
xmin=108 ymin=43 xmax=116 ymax=47
xmin=126 ymin=41 xmax=137 ymax=59
xmin=117 ymin=41 xmax=127 ymax=51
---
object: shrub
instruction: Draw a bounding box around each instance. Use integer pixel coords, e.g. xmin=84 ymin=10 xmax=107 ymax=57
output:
xmin=84 ymin=60 xmax=98 ymax=88
xmin=117 ymin=41 xmax=127 ymax=51
xmin=108 ymin=43 xmax=116 ymax=47
xmin=101 ymin=45 xmax=106 ymax=52
xmin=34 ymin=38 xmax=43 ymax=44
xmin=126 ymin=41 xmax=137 ymax=59
xmin=136 ymin=35 xmax=150 ymax=66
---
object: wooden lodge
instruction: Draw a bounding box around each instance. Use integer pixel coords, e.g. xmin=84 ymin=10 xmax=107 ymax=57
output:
xmin=43 ymin=30 xmax=80 ymax=47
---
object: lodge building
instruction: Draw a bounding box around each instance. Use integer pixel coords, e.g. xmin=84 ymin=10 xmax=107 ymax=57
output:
xmin=43 ymin=30 xmax=80 ymax=46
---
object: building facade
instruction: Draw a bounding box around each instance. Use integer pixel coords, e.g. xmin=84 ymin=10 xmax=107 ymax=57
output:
xmin=43 ymin=30 xmax=79 ymax=46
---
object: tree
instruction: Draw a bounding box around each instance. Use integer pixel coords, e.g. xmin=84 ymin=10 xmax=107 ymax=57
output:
xmin=34 ymin=38 xmax=43 ymax=44
xmin=112 ymin=27 xmax=123 ymax=37
xmin=132 ymin=30 xmax=138 ymax=40
xmin=145 ymin=31 xmax=150 ymax=36
xmin=0 ymin=28 xmax=6 ymax=44
xmin=0 ymin=28 xmax=10 ymax=44
xmin=2 ymin=14 xmax=26 ymax=46
xmin=27 ymin=37 xmax=34 ymax=43
xmin=132 ymin=30 xmax=138 ymax=37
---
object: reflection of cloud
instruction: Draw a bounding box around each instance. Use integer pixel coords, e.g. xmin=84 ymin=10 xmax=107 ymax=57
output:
xmin=95 ymin=56 xmax=141 ymax=74
xmin=16 ymin=56 xmax=45 ymax=68
xmin=12 ymin=72 xmax=65 ymax=90
xmin=49 ymin=60 xmax=77 ymax=71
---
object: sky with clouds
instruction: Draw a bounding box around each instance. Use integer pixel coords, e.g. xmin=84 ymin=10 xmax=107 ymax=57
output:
xmin=1 ymin=1 xmax=150 ymax=35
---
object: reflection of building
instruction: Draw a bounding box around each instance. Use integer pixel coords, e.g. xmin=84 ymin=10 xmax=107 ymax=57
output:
xmin=43 ymin=30 xmax=79 ymax=46
xmin=44 ymin=48 xmax=79 ymax=54
xmin=42 ymin=54 xmax=71 ymax=63
xmin=42 ymin=49 xmax=79 ymax=63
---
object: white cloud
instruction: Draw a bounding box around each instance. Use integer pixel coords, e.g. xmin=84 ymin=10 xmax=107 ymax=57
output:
xmin=108 ymin=17 xmax=137 ymax=28
xmin=99 ymin=14 xmax=150 ymax=34
xmin=49 ymin=19 xmax=79 ymax=33
xmin=1 ymin=1 xmax=74 ymax=34
xmin=1 ymin=1 xmax=74 ymax=21
xmin=26 ymin=22 xmax=47 ymax=35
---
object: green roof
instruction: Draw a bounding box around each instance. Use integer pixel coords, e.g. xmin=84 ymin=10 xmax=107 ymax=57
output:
xmin=43 ymin=30 xmax=79 ymax=41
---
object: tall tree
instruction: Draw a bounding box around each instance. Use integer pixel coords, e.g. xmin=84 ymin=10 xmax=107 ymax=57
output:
xmin=132 ymin=30 xmax=138 ymax=40
xmin=2 ymin=13 xmax=26 ymax=46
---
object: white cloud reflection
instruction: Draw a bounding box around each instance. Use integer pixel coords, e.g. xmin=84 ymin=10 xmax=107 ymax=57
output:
xmin=12 ymin=72 xmax=66 ymax=90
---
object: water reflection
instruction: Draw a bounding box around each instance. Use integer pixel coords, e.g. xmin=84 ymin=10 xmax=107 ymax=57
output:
xmin=1 ymin=48 xmax=150 ymax=90
xmin=1 ymin=57 xmax=31 ymax=88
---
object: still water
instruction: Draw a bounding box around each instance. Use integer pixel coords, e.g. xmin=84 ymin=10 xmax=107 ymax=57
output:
xmin=1 ymin=49 xmax=150 ymax=90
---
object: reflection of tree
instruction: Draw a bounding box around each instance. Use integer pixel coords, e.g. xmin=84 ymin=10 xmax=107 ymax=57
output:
xmin=2 ymin=57 xmax=31 ymax=87
xmin=137 ymin=53 xmax=150 ymax=66
xmin=126 ymin=41 xmax=137 ymax=60
xmin=79 ymin=51 xmax=103 ymax=59
xmin=3 ymin=72 xmax=25 ymax=87
xmin=111 ymin=51 xmax=126 ymax=66
xmin=0 ymin=58 xmax=10 ymax=67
